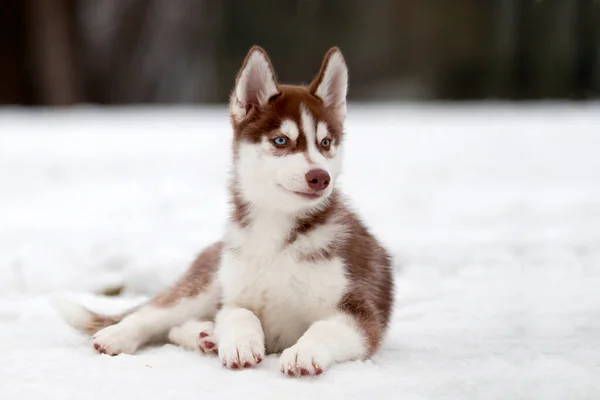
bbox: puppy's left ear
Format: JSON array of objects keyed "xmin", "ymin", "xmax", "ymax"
[
  {"xmin": 309, "ymin": 47, "xmax": 348, "ymax": 121},
  {"xmin": 230, "ymin": 46, "xmax": 279, "ymax": 123}
]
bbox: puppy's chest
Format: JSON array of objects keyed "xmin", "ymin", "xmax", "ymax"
[{"xmin": 218, "ymin": 239, "xmax": 348, "ymax": 324}]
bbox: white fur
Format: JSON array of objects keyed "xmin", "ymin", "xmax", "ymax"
[
  {"xmin": 92, "ymin": 286, "xmax": 219, "ymax": 355},
  {"xmin": 168, "ymin": 320, "xmax": 216, "ymax": 352},
  {"xmin": 52, "ymin": 296, "xmax": 94, "ymax": 332},
  {"xmin": 300, "ymin": 104, "xmax": 321, "ymax": 165},
  {"xmin": 215, "ymin": 306, "xmax": 265, "ymax": 367},
  {"xmin": 280, "ymin": 119, "xmax": 299, "ymax": 141},
  {"xmin": 230, "ymin": 49, "xmax": 279, "ymax": 122},
  {"xmin": 314, "ymin": 50, "xmax": 348, "ymax": 119},
  {"xmin": 316, "ymin": 121, "xmax": 329, "ymax": 142},
  {"xmin": 301, "ymin": 104, "xmax": 317, "ymax": 144},
  {"xmin": 285, "ymin": 216, "xmax": 349, "ymax": 260},
  {"xmin": 218, "ymin": 210, "xmax": 350, "ymax": 354},
  {"xmin": 279, "ymin": 313, "xmax": 367, "ymax": 376},
  {"xmin": 236, "ymin": 141, "xmax": 319, "ymax": 212}
]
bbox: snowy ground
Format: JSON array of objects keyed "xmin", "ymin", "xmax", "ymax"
[{"xmin": 1, "ymin": 103, "xmax": 599, "ymax": 400}]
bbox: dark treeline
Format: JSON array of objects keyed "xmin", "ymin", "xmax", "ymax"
[{"xmin": 1, "ymin": 0, "xmax": 599, "ymax": 106}]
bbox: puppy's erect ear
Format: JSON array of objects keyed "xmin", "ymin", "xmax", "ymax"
[
  {"xmin": 309, "ymin": 47, "xmax": 348, "ymax": 120},
  {"xmin": 230, "ymin": 46, "xmax": 279, "ymax": 122}
]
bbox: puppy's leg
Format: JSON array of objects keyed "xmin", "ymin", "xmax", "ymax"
[
  {"xmin": 279, "ymin": 311, "xmax": 373, "ymax": 377},
  {"xmin": 168, "ymin": 320, "xmax": 218, "ymax": 354},
  {"xmin": 56, "ymin": 242, "xmax": 223, "ymax": 356},
  {"xmin": 92, "ymin": 287, "xmax": 219, "ymax": 356},
  {"xmin": 214, "ymin": 306, "xmax": 265, "ymax": 369}
]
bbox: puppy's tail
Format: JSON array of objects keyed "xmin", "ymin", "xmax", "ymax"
[{"xmin": 52, "ymin": 297, "xmax": 128, "ymax": 335}]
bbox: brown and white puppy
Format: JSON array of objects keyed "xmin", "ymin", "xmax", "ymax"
[{"xmin": 56, "ymin": 46, "xmax": 395, "ymax": 377}]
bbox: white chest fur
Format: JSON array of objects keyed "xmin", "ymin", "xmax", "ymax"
[{"xmin": 217, "ymin": 216, "xmax": 348, "ymax": 353}]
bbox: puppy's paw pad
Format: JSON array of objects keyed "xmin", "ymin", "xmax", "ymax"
[{"xmin": 198, "ymin": 334, "xmax": 218, "ymax": 353}]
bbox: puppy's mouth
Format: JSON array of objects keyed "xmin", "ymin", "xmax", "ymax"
[
  {"xmin": 293, "ymin": 191, "xmax": 323, "ymax": 200},
  {"xmin": 279, "ymin": 185, "xmax": 325, "ymax": 200}
]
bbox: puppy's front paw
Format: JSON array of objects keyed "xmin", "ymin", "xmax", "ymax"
[
  {"xmin": 218, "ymin": 333, "xmax": 264, "ymax": 370},
  {"xmin": 279, "ymin": 341, "xmax": 331, "ymax": 377},
  {"xmin": 93, "ymin": 323, "xmax": 141, "ymax": 356}
]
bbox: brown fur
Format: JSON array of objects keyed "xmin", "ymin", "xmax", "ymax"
[
  {"xmin": 338, "ymin": 215, "xmax": 394, "ymax": 355},
  {"xmin": 152, "ymin": 241, "xmax": 222, "ymax": 306},
  {"xmin": 229, "ymin": 181, "xmax": 252, "ymax": 228},
  {"xmin": 286, "ymin": 191, "xmax": 394, "ymax": 354},
  {"xmin": 83, "ymin": 314, "xmax": 126, "ymax": 335}
]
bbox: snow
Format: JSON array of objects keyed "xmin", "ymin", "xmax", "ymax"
[{"xmin": 1, "ymin": 103, "xmax": 599, "ymax": 400}]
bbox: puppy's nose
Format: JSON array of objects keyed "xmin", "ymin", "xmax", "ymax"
[{"xmin": 305, "ymin": 169, "xmax": 330, "ymax": 191}]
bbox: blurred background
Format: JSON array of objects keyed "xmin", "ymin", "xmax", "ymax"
[{"xmin": 1, "ymin": 0, "xmax": 600, "ymax": 107}]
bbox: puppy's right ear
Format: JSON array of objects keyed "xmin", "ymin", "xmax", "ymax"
[
  {"xmin": 230, "ymin": 46, "xmax": 279, "ymax": 122},
  {"xmin": 309, "ymin": 47, "xmax": 348, "ymax": 122}
]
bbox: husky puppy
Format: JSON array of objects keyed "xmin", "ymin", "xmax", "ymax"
[{"xmin": 57, "ymin": 46, "xmax": 394, "ymax": 377}]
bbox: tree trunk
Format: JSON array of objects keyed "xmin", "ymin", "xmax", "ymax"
[{"xmin": 26, "ymin": 0, "xmax": 81, "ymax": 105}]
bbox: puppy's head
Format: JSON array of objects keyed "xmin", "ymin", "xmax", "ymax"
[{"xmin": 229, "ymin": 46, "xmax": 348, "ymax": 213}]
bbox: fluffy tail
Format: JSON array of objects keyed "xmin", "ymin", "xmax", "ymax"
[{"xmin": 52, "ymin": 297, "xmax": 128, "ymax": 335}]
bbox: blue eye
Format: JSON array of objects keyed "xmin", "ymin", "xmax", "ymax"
[
  {"xmin": 273, "ymin": 137, "xmax": 288, "ymax": 146},
  {"xmin": 321, "ymin": 138, "xmax": 331, "ymax": 147}
]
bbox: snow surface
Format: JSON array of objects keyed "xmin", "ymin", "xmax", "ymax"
[{"xmin": 1, "ymin": 103, "xmax": 599, "ymax": 400}]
